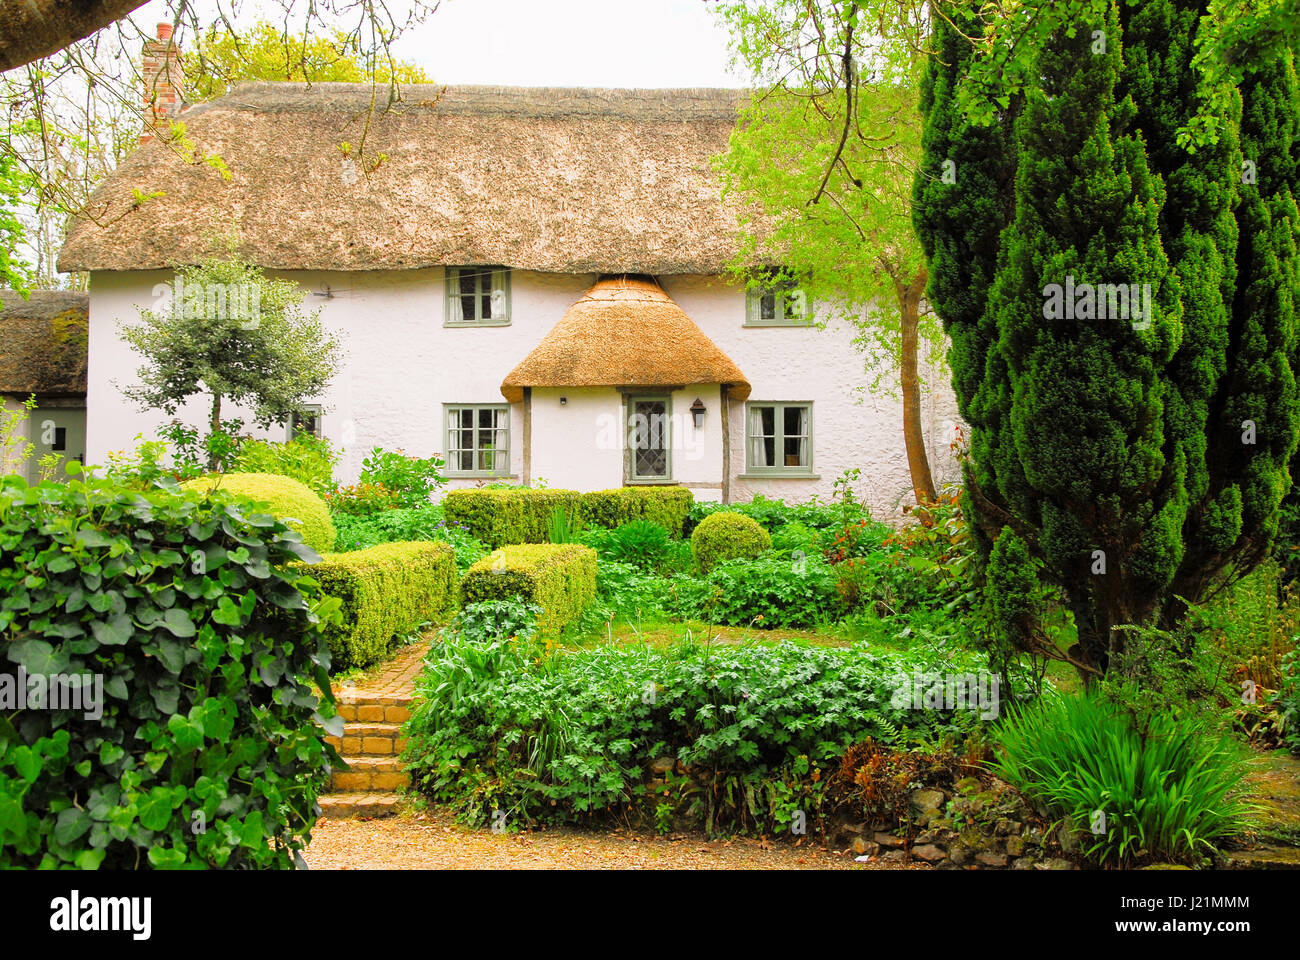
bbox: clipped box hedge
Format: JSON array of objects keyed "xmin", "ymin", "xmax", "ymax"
[
  {"xmin": 579, "ymin": 487, "xmax": 693, "ymax": 538},
  {"xmin": 460, "ymin": 544, "xmax": 597, "ymax": 635},
  {"xmin": 444, "ymin": 487, "xmax": 693, "ymax": 547},
  {"xmin": 311, "ymin": 541, "xmax": 457, "ymax": 669},
  {"xmin": 182, "ymin": 472, "xmax": 337, "ymax": 555}
]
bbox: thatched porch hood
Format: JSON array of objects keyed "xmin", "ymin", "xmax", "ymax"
[{"xmin": 501, "ymin": 275, "xmax": 751, "ymax": 403}]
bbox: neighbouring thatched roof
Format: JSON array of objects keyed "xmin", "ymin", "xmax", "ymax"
[
  {"xmin": 0, "ymin": 290, "xmax": 89, "ymax": 396},
  {"xmin": 501, "ymin": 276, "xmax": 751, "ymax": 403},
  {"xmin": 59, "ymin": 83, "xmax": 759, "ymax": 275}
]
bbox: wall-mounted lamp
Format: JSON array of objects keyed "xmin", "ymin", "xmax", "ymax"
[
  {"xmin": 312, "ymin": 284, "xmax": 335, "ymax": 299},
  {"xmin": 560, "ymin": 396, "xmax": 567, "ymax": 406},
  {"xmin": 690, "ymin": 398, "xmax": 706, "ymax": 429}
]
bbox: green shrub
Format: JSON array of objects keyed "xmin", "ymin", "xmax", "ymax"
[
  {"xmin": 992, "ymin": 690, "xmax": 1251, "ymax": 866},
  {"xmin": 690, "ymin": 511, "xmax": 771, "ymax": 573},
  {"xmin": 578, "ymin": 487, "xmax": 692, "ymax": 537},
  {"xmin": 460, "ymin": 544, "xmax": 597, "ymax": 635},
  {"xmin": 1275, "ymin": 651, "xmax": 1300, "ymax": 756},
  {"xmin": 325, "ymin": 482, "xmax": 404, "ymax": 515},
  {"xmin": 448, "ymin": 598, "xmax": 544, "ymax": 645},
  {"xmin": 358, "ymin": 447, "xmax": 446, "ymax": 508},
  {"xmin": 444, "ymin": 487, "xmax": 694, "ymax": 548},
  {"xmin": 233, "ymin": 433, "xmax": 338, "ymax": 497},
  {"xmin": 331, "ymin": 505, "xmax": 487, "ymax": 571},
  {"xmin": 604, "ymin": 519, "xmax": 672, "ymax": 571},
  {"xmin": 686, "ymin": 494, "xmax": 852, "ymax": 536},
  {"xmin": 0, "ymin": 473, "xmax": 341, "ymax": 869},
  {"xmin": 443, "ymin": 489, "xmax": 582, "ymax": 548},
  {"xmin": 675, "ymin": 554, "xmax": 839, "ymax": 628},
  {"xmin": 182, "ymin": 472, "xmax": 336, "ymax": 555},
  {"xmin": 310, "ymin": 541, "xmax": 457, "ymax": 669},
  {"xmin": 404, "ymin": 637, "xmax": 988, "ymax": 831}
]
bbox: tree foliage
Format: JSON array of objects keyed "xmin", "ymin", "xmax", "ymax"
[
  {"xmin": 185, "ymin": 21, "xmax": 433, "ymax": 103},
  {"xmin": 716, "ymin": 0, "xmax": 942, "ymax": 504},
  {"xmin": 118, "ymin": 256, "xmax": 343, "ymax": 468},
  {"xmin": 916, "ymin": 0, "xmax": 1300, "ymax": 676}
]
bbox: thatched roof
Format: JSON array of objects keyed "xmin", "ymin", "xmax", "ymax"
[
  {"xmin": 501, "ymin": 276, "xmax": 750, "ymax": 403},
  {"xmin": 59, "ymin": 83, "xmax": 758, "ymax": 275},
  {"xmin": 0, "ymin": 290, "xmax": 89, "ymax": 396}
]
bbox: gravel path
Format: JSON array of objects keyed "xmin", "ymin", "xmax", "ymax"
[{"xmin": 305, "ymin": 806, "xmax": 927, "ymax": 870}]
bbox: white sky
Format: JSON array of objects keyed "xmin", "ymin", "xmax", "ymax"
[
  {"xmin": 396, "ymin": 0, "xmax": 744, "ymax": 88},
  {"xmin": 129, "ymin": 0, "xmax": 747, "ymax": 88}
]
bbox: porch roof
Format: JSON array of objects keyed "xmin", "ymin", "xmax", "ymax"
[{"xmin": 500, "ymin": 276, "xmax": 751, "ymax": 404}]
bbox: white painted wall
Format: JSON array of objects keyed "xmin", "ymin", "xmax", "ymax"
[{"xmin": 85, "ymin": 268, "xmax": 961, "ymax": 519}]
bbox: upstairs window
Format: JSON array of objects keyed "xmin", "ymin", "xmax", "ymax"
[
  {"xmin": 745, "ymin": 270, "xmax": 810, "ymax": 326},
  {"xmin": 446, "ymin": 266, "xmax": 511, "ymax": 325}
]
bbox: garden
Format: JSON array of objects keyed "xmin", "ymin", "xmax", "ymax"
[{"xmin": 4, "ymin": 405, "xmax": 1297, "ymax": 871}]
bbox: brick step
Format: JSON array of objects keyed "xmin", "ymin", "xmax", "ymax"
[
  {"xmin": 336, "ymin": 700, "xmax": 412, "ymax": 724},
  {"xmin": 331, "ymin": 755, "xmax": 409, "ymax": 792},
  {"xmin": 325, "ymin": 722, "xmax": 409, "ymax": 757},
  {"xmin": 318, "ymin": 792, "xmax": 403, "ymax": 820}
]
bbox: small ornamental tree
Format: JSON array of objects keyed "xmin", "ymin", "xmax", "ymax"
[
  {"xmin": 119, "ymin": 255, "xmax": 343, "ymax": 470},
  {"xmin": 915, "ymin": 0, "xmax": 1300, "ymax": 677}
]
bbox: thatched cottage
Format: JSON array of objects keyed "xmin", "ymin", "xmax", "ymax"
[
  {"xmin": 59, "ymin": 57, "xmax": 960, "ymax": 510},
  {"xmin": 0, "ymin": 291, "xmax": 89, "ymax": 481}
]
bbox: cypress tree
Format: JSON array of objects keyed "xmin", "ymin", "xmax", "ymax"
[{"xmin": 916, "ymin": 0, "xmax": 1300, "ymax": 676}]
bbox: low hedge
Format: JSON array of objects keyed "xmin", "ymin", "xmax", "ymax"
[
  {"xmin": 310, "ymin": 541, "xmax": 457, "ymax": 669},
  {"xmin": 460, "ymin": 544, "xmax": 597, "ymax": 635},
  {"xmin": 182, "ymin": 472, "xmax": 336, "ymax": 555},
  {"xmin": 579, "ymin": 488, "xmax": 693, "ymax": 537},
  {"xmin": 691, "ymin": 511, "xmax": 772, "ymax": 573},
  {"xmin": 0, "ymin": 474, "xmax": 340, "ymax": 869},
  {"xmin": 444, "ymin": 487, "xmax": 693, "ymax": 547}
]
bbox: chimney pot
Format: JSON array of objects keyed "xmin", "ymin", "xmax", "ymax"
[{"xmin": 157, "ymin": 23, "xmax": 173, "ymax": 41}]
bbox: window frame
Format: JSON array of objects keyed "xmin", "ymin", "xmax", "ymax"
[
  {"xmin": 444, "ymin": 266, "xmax": 512, "ymax": 327},
  {"xmin": 741, "ymin": 400, "xmax": 816, "ymax": 477},
  {"xmin": 744, "ymin": 272, "xmax": 811, "ymax": 327},
  {"xmin": 624, "ymin": 393, "xmax": 674, "ymax": 485},
  {"xmin": 444, "ymin": 403, "xmax": 511, "ymax": 477},
  {"xmin": 287, "ymin": 404, "xmax": 323, "ymax": 441}
]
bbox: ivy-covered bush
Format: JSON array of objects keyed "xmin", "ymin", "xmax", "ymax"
[
  {"xmin": 183, "ymin": 472, "xmax": 336, "ymax": 555},
  {"xmin": 309, "ymin": 542, "xmax": 457, "ymax": 669},
  {"xmin": 460, "ymin": 544, "xmax": 597, "ymax": 635},
  {"xmin": 690, "ymin": 511, "xmax": 772, "ymax": 573},
  {"xmin": 404, "ymin": 637, "xmax": 988, "ymax": 831},
  {"xmin": 0, "ymin": 474, "xmax": 342, "ymax": 869},
  {"xmin": 444, "ymin": 487, "xmax": 694, "ymax": 548},
  {"xmin": 331, "ymin": 505, "xmax": 487, "ymax": 571}
]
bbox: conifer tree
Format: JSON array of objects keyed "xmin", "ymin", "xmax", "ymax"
[{"xmin": 916, "ymin": 0, "xmax": 1300, "ymax": 676}]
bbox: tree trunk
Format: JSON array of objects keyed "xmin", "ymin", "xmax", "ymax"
[
  {"xmin": 897, "ymin": 270, "xmax": 937, "ymax": 505},
  {"xmin": 0, "ymin": 0, "xmax": 149, "ymax": 71},
  {"xmin": 208, "ymin": 394, "xmax": 222, "ymax": 472}
]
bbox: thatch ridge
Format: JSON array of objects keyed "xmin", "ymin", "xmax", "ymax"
[
  {"xmin": 59, "ymin": 84, "xmax": 761, "ymax": 274},
  {"xmin": 0, "ymin": 290, "xmax": 89, "ymax": 395},
  {"xmin": 501, "ymin": 275, "xmax": 751, "ymax": 403}
]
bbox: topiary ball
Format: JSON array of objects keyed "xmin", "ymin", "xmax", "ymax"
[
  {"xmin": 182, "ymin": 472, "xmax": 336, "ymax": 555},
  {"xmin": 690, "ymin": 511, "xmax": 772, "ymax": 574}
]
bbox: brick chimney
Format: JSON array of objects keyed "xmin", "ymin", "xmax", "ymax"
[{"xmin": 140, "ymin": 23, "xmax": 184, "ymax": 144}]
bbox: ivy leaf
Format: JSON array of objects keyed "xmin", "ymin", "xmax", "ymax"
[
  {"xmin": 161, "ymin": 608, "xmax": 197, "ymax": 638},
  {"xmin": 92, "ymin": 614, "xmax": 133, "ymax": 646},
  {"xmin": 54, "ymin": 807, "xmax": 91, "ymax": 845}
]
